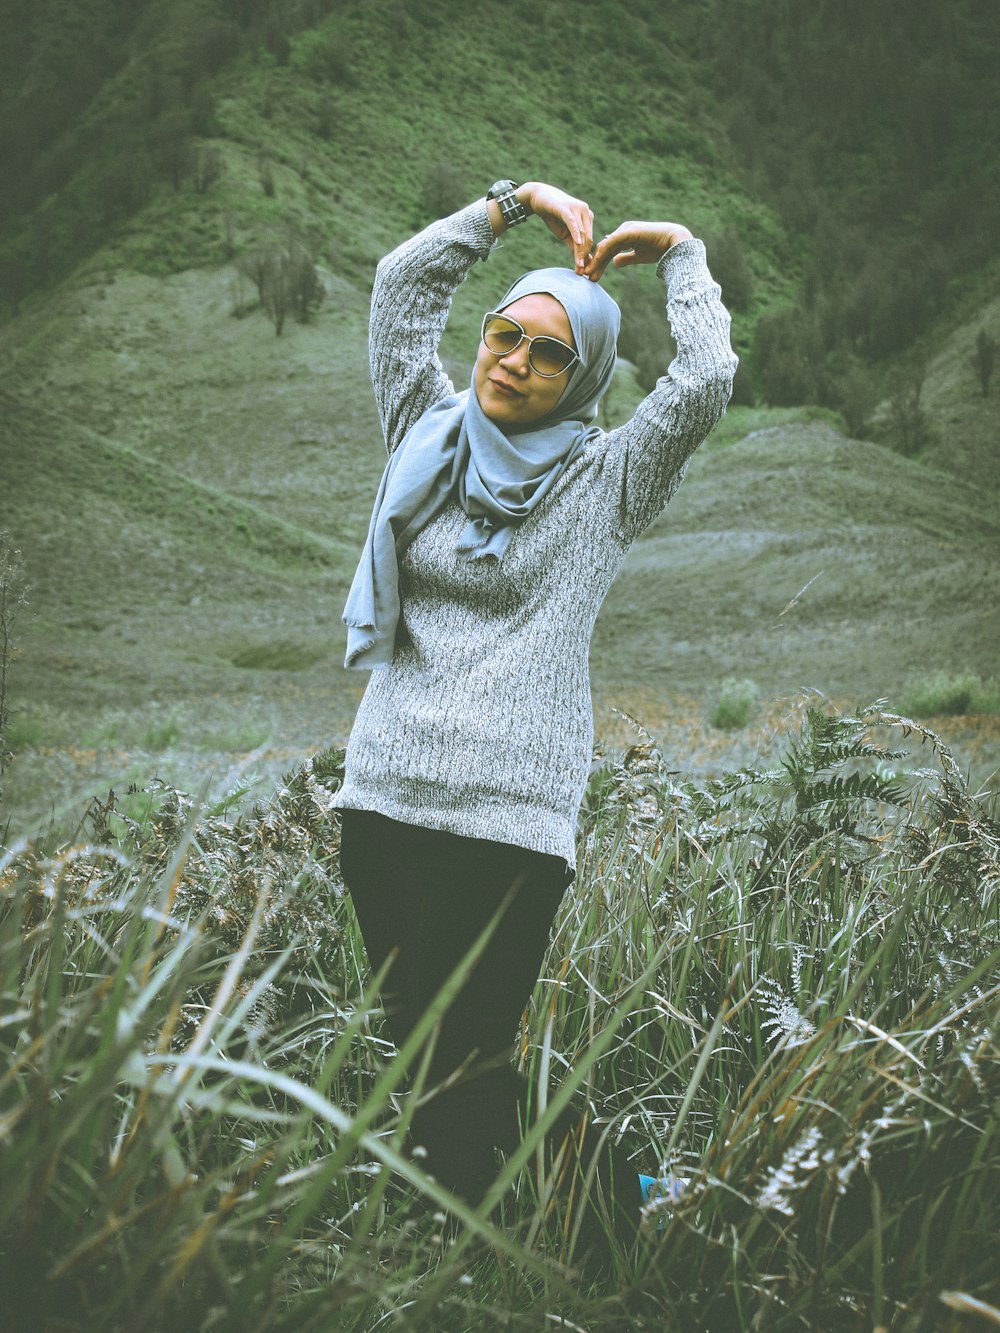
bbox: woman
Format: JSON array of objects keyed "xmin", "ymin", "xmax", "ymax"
[{"xmin": 334, "ymin": 180, "xmax": 737, "ymax": 1243}]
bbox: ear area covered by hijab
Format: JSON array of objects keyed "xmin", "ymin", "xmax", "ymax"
[{"xmin": 343, "ymin": 268, "xmax": 621, "ymax": 670}]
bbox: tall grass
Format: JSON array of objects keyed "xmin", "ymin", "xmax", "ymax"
[{"xmin": 1, "ymin": 700, "xmax": 997, "ymax": 1330}]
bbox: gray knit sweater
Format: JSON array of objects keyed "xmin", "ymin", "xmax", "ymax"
[{"xmin": 334, "ymin": 200, "xmax": 737, "ymax": 867}]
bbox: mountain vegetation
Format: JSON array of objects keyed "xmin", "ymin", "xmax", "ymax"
[{"xmin": 3, "ymin": 0, "xmax": 998, "ymax": 416}]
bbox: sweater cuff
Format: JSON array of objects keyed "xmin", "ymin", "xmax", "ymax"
[
  {"xmin": 461, "ymin": 198, "xmax": 501, "ymax": 261},
  {"xmin": 656, "ymin": 237, "xmax": 710, "ymax": 300}
]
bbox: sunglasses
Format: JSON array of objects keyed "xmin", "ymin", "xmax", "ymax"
[{"xmin": 480, "ymin": 312, "xmax": 580, "ymax": 378}]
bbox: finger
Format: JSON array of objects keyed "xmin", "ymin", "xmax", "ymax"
[
  {"xmin": 583, "ymin": 234, "xmax": 620, "ymax": 281},
  {"xmin": 579, "ymin": 207, "xmax": 594, "ymax": 271},
  {"xmin": 582, "ymin": 250, "xmax": 607, "ymax": 281},
  {"xmin": 612, "ymin": 248, "xmax": 639, "ymax": 268},
  {"xmin": 571, "ymin": 225, "xmax": 585, "ymax": 271},
  {"xmin": 571, "ymin": 208, "xmax": 591, "ymax": 272},
  {"xmin": 584, "ymin": 252, "xmax": 613, "ymax": 282}
]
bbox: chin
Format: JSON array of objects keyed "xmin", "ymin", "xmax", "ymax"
[
  {"xmin": 479, "ymin": 386, "xmax": 523, "ymax": 424},
  {"xmin": 487, "ymin": 402, "xmax": 525, "ymax": 425}
]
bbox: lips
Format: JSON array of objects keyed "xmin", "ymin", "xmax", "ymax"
[{"xmin": 488, "ymin": 377, "xmax": 525, "ymax": 399}]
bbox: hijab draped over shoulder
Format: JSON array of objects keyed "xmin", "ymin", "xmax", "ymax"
[{"xmin": 343, "ymin": 267, "xmax": 621, "ymax": 669}]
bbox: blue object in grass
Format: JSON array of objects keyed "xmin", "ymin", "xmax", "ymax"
[{"xmin": 639, "ymin": 1173, "xmax": 686, "ymax": 1230}]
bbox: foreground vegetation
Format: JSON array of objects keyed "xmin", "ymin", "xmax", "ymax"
[{"xmin": 1, "ymin": 700, "xmax": 997, "ymax": 1330}]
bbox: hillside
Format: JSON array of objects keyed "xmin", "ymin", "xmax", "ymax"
[
  {"xmin": 2, "ymin": 0, "xmax": 999, "ymax": 832},
  {"xmin": 3, "ymin": 334, "xmax": 998, "ymax": 833},
  {"xmin": 602, "ymin": 421, "xmax": 1000, "ymax": 695}
]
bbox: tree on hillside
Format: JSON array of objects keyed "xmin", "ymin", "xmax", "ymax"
[
  {"xmin": 974, "ymin": 329, "xmax": 995, "ymax": 397},
  {"xmin": 258, "ymin": 153, "xmax": 276, "ymax": 197},
  {"xmin": 422, "ymin": 161, "xmax": 467, "ymax": 222},
  {"xmin": 282, "ymin": 238, "xmax": 325, "ymax": 326},
  {"xmin": 95, "ymin": 142, "xmax": 153, "ymax": 224},
  {"xmin": 823, "ymin": 349, "xmax": 877, "ymax": 438},
  {"xmin": 886, "ymin": 368, "xmax": 930, "ymax": 457},
  {"xmin": 237, "ymin": 236, "xmax": 324, "ymax": 335},
  {"xmin": 264, "ymin": 18, "xmax": 291, "ymax": 64},
  {"xmin": 704, "ymin": 0, "xmax": 1000, "ymax": 402},
  {"xmin": 316, "ymin": 90, "xmax": 335, "ymax": 140},
  {"xmin": 616, "ymin": 279, "xmax": 677, "ymax": 394},
  {"xmin": 751, "ymin": 306, "xmax": 823, "ymax": 406},
  {"xmin": 193, "ymin": 147, "xmax": 225, "ymax": 194},
  {"xmin": 706, "ymin": 227, "xmax": 754, "ymax": 313},
  {"xmin": 149, "ymin": 111, "xmax": 196, "ymax": 191}
]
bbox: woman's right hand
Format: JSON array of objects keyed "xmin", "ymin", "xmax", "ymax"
[{"xmin": 514, "ymin": 182, "xmax": 596, "ymax": 274}]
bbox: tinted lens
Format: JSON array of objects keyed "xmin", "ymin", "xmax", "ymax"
[
  {"xmin": 529, "ymin": 336, "xmax": 577, "ymax": 377},
  {"xmin": 481, "ymin": 312, "xmax": 577, "ymax": 377},
  {"xmin": 483, "ymin": 313, "xmax": 523, "ymax": 355}
]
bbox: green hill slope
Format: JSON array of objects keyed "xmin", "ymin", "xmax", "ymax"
[
  {"xmin": 0, "ymin": 386, "xmax": 350, "ymax": 715},
  {"xmin": 596, "ymin": 421, "xmax": 1000, "ymax": 697}
]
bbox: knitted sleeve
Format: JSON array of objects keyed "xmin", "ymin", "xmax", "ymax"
[
  {"xmin": 368, "ymin": 202, "xmax": 497, "ymax": 455},
  {"xmin": 594, "ymin": 239, "xmax": 738, "ymax": 544}
]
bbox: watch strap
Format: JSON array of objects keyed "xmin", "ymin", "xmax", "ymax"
[{"xmin": 487, "ymin": 179, "xmax": 529, "ymax": 228}]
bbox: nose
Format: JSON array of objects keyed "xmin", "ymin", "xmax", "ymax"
[{"xmin": 498, "ymin": 338, "xmax": 531, "ymax": 377}]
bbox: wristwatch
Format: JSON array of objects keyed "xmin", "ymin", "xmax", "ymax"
[{"xmin": 487, "ymin": 179, "xmax": 529, "ymax": 228}]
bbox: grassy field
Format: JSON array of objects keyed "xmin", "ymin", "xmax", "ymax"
[{"xmin": 1, "ymin": 701, "xmax": 997, "ymax": 1331}]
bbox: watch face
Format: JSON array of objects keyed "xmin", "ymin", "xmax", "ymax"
[{"xmin": 489, "ymin": 179, "xmax": 517, "ymax": 198}]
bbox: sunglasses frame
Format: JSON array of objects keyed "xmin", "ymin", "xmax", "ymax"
[{"xmin": 480, "ymin": 311, "xmax": 580, "ymax": 378}]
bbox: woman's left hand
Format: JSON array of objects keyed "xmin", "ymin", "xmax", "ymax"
[{"xmin": 583, "ymin": 220, "xmax": 694, "ymax": 282}]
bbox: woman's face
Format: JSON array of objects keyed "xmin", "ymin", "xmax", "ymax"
[{"xmin": 474, "ymin": 293, "xmax": 577, "ymax": 427}]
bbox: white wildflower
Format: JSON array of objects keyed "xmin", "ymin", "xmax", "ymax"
[{"xmin": 756, "ymin": 1127, "xmax": 834, "ymax": 1215}]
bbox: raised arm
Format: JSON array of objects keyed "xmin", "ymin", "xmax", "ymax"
[
  {"xmin": 585, "ymin": 221, "xmax": 738, "ymax": 542},
  {"xmin": 368, "ymin": 203, "xmax": 495, "ymax": 454}
]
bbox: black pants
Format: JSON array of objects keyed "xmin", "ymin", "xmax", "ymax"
[{"xmin": 339, "ymin": 809, "xmax": 640, "ymax": 1246}]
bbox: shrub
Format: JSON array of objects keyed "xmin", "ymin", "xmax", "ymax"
[
  {"xmin": 705, "ymin": 226, "xmax": 754, "ymax": 313},
  {"xmin": 974, "ymin": 328, "xmax": 995, "ymax": 397},
  {"xmin": 0, "ymin": 532, "xmax": 28, "ymax": 796},
  {"xmin": 142, "ymin": 711, "xmax": 184, "ymax": 749},
  {"xmin": 617, "ymin": 275, "xmax": 676, "ymax": 394},
  {"xmin": 708, "ymin": 676, "xmax": 758, "ymax": 729},
  {"xmin": 900, "ymin": 670, "xmax": 999, "ymax": 718}
]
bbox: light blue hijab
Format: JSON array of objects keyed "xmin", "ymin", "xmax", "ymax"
[{"xmin": 344, "ymin": 268, "xmax": 621, "ymax": 669}]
